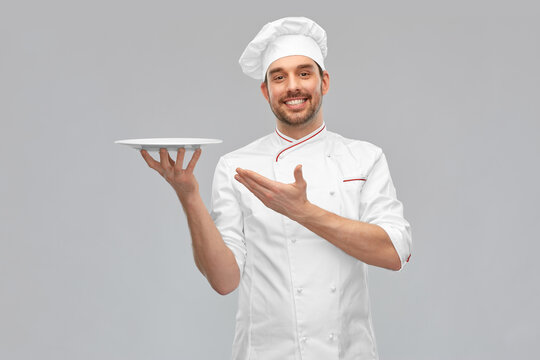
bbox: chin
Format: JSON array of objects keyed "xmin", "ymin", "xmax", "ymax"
[{"xmin": 279, "ymin": 116, "xmax": 315, "ymax": 127}]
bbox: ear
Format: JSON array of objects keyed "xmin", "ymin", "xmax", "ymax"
[
  {"xmin": 321, "ymin": 70, "xmax": 330, "ymax": 95},
  {"xmin": 260, "ymin": 81, "xmax": 270, "ymax": 102}
]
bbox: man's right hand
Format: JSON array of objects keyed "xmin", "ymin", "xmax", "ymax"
[{"xmin": 140, "ymin": 147, "xmax": 202, "ymax": 201}]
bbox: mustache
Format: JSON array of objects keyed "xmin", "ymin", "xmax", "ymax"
[{"xmin": 280, "ymin": 92, "xmax": 311, "ymax": 101}]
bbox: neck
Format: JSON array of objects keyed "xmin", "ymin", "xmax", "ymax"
[{"xmin": 276, "ymin": 115, "xmax": 324, "ymax": 140}]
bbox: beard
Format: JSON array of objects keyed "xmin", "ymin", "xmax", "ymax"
[{"xmin": 268, "ymin": 87, "xmax": 323, "ymax": 128}]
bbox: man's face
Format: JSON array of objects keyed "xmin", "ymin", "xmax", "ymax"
[{"xmin": 261, "ymin": 55, "xmax": 329, "ymax": 128}]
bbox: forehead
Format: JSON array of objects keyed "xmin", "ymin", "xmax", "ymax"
[{"xmin": 266, "ymin": 55, "xmax": 318, "ymax": 74}]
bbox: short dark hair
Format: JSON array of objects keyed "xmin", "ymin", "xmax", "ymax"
[{"xmin": 263, "ymin": 62, "xmax": 325, "ymax": 85}]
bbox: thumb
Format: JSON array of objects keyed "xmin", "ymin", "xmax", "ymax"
[{"xmin": 293, "ymin": 164, "xmax": 305, "ymax": 185}]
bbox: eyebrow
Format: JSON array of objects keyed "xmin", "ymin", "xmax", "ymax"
[{"xmin": 268, "ymin": 64, "xmax": 316, "ymax": 76}]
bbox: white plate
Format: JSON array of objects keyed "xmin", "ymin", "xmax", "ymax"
[{"xmin": 114, "ymin": 138, "xmax": 223, "ymax": 151}]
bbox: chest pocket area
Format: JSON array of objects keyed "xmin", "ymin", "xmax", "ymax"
[{"xmin": 339, "ymin": 175, "xmax": 367, "ymax": 219}]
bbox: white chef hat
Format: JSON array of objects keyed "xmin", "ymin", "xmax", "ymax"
[{"xmin": 239, "ymin": 17, "xmax": 327, "ymax": 80}]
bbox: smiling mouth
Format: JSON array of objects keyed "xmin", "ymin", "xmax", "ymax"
[{"xmin": 285, "ymin": 98, "xmax": 307, "ymax": 105}]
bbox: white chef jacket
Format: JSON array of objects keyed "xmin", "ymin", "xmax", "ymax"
[{"xmin": 210, "ymin": 122, "xmax": 412, "ymax": 360}]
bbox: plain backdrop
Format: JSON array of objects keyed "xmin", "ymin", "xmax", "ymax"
[{"xmin": 1, "ymin": 1, "xmax": 539, "ymax": 359}]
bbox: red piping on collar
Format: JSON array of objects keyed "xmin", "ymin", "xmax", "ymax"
[
  {"xmin": 343, "ymin": 178, "xmax": 366, "ymax": 182},
  {"xmin": 275, "ymin": 125, "xmax": 326, "ymax": 162},
  {"xmin": 275, "ymin": 129, "xmax": 293, "ymax": 143}
]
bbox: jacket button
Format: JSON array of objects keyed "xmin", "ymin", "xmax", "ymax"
[
  {"xmin": 329, "ymin": 332, "xmax": 335, "ymax": 340},
  {"xmin": 329, "ymin": 190, "xmax": 335, "ymax": 196},
  {"xmin": 300, "ymin": 336, "xmax": 307, "ymax": 343},
  {"xmin": 330, "ymin": 285, "xmax": 336, "ymax": 292},
  {"xmin": 297, "ymin": 287, "xmax": 303, "ymax": 294}
]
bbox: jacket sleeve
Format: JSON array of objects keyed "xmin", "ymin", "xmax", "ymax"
[
  {"xmin": 359, "ymin": 150, "xmax": 412, "ymax": 271},
  {"xmin": 210, "ymin": 156, "xmax": 247, "ymax": 277}
]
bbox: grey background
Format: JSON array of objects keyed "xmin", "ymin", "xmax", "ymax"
[{"xmin": 1, "ymin": 0, "xmax": 539, "ymax": 359}]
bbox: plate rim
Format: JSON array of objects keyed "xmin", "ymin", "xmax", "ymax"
[{"xmin": 114, "ymin": 137, "xmax": 223, "ymax": 146}]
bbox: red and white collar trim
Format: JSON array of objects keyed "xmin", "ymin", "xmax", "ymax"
[
  {"xmin": 275, "ymin": 128, "xmax": 294, "ymax": 143},
  {"xmin": 275, "ymin": 123, "xmax": 327, "ymax": 162}
]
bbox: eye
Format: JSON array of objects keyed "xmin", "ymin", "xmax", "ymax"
[
  {"xmin": 273, "ymin": 75, "xmax": 284, "ymax": 81},
  {"xmin": 300, "ymin": 72, "xmax": 310, "ymax": 77}
]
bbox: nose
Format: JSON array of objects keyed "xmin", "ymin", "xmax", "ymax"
[{"xmin": 286, "ymin": 75, "xmax": 301, "ymax": 92}]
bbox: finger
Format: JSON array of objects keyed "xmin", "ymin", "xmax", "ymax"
[
  {"xmin": 175, "ymin": 147, "xmax": 186, "ymax": 171},
  {"xmin": 293, "ymin": 164, "xmax": 306, "ymax": 185},
  {"xmin": 159, "ymin": 148, "xmax": 172, "ymax": 170},
  {"xmin": 236, "ymin": 172, "xmax": 273, "ymax": 199},
  {"xmin": 167, "ymin": 152, "xmax": 175, "ymax": 167},
  {"xmin": 140, "ymin": 149, "xmax": 163, "ymax": 173},
  {"xmin": 236, "ymin": 168, "xmax": 276, "ymax": 191},
  {"xmin": 186, "ymin": 148, "xmax": 202, "ymax": 172},
  {"xmin": 235, "ymin": 174, "xmax": 268, "ymax": 202}
]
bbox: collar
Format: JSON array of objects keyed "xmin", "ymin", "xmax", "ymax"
[
  {"xmin": 274, "ymin": 127, "xmax": 295, "ymax": 145},
  {"xmin": 274, "ymin": 122, "xmax": 327, "ymax": 162}
]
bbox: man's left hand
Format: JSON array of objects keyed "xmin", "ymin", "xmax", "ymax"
[{"xmin": 234, "ymin": 165, "xmax": 311, "ymax": 221}]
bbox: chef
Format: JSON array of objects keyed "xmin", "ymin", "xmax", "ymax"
[{"xmin": 141, "ymin": 16, "xmax": 411, "ymax": 360}]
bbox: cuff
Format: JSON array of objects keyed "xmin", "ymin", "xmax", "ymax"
[{"xmin": 377, "ymin": 223, "xmax": 411, "ymax": 272}]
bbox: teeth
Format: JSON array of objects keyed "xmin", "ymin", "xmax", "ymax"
[{"xmin": 285, "ymin": 99, "xmax": 306, "ymax": 105}]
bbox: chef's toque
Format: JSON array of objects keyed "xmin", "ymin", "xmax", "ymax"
[{"xmin": 238, "ymin": 17, "xmax": 327, "ymax": 80}]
